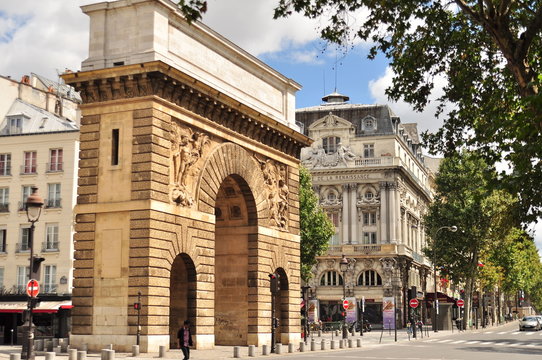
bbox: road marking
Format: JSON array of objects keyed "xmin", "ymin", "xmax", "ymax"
[
  {"xmin": 438, "ymin": 339, "xmax": 452, "ymax": 343},
  {"xmin": 450, "ymin": 340, "xmax": 466, "ymax": 344},
  {"xmin": 512, "ymin": 331, "xmax": 521, "ymax": 335},
  {"xmin": 497, "ymin": 331, "xmax": 508, "ymax": 334},
  {"xmin": 465, "ymin": 341, "xmax": 480, "ymax": 344},
  {"xmin": 526, "ymin": 344, "xmax": 536, "ymax": 347},
  {"xmin": 525, "ymin": 332, "xmax": 536, "ymax": 336},
  {"xmin": 485, "ymin": 331, "xmax": 494, "ymax": 334},
  {"xmin": 513, "ymin": 343, "xmax": 524, "ymax": 346},
  {"xmin": 495, "ymin": 342, "xmax": 508, "ymax": 346}
]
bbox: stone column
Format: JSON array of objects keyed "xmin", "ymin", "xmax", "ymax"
[
  {"xmin": 342, "ymin": 185, "xmax": 349, "ymax": 244},
  {"xmin": 388, "ymin": 182, "xmax": 397, "ymax": 244},
  {"xmin": 401, "ymin": 209, "xmax": 406, "ymax": 246},
  {"xmin": 379, "ymin": 182, "xmax": 388, "ymax": 243},
  {"xmin": 350, "ymin": 184, "xmax": 358, "ymax": 244}
]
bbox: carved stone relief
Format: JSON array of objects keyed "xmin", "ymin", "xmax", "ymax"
[
  {"xmin": 170, "ymin": 121, "xmax": 210, "ymax": 206},
  {"xmin": 254, "ymin": 155, "xmax": 289, "ymax": 230}
]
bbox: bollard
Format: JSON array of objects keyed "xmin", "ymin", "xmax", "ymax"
[
  {"xmin": 275, "ymin": 344, "xmax": 282, "ymax": 354},
  {"xmin": 233, "ymin": 346, "xmax": 240, "ymax": 358},
  {"xmin": 101, "ymin": 349, "xmax": 108, "ymax": 360},
  {"xmin": 335, "ymin": 330, "xmax": 339, "ymax": 337},
  {"xmin": 348, "ymin": 339, "xmax": 353, "ymax": 348},
  {"xmin": 248, "ymin": 345, "xmax": 255, "ymax": 357},
  {"xmin": 357, "ymin": 338, "xmax": 362, "ymax": 347},
  {"xmin": 53, "ymin": 338, "xmax": 60, "ymax": 347},
  {"xmin": 46, "ymin": 340, "xmax": 54, "ymax": 352},
  {"xmin": 55, "ymin": 346, "xmax": 62, "ymax": 355},
  {"xmin": 106, "ymin": 349, "xmax": 115, "ymax": 360},
  {"xmin": 341, "ymin": 339, "xmax": 345, "ymax": 348},
  {"xmin": 106, "ymin": 344, "xmax": 113, "ymax": 350},
  {"xmin": 61, "ymin": 342, "xmax": 69, "ymax": 353},
  {"xmin": 159, "ymin": 345, "xmax": 166, "ymax": 358},
  {"xmin": 10, "ymin": 354, "xmax": 21, "ymax": 360},
  {"xmin": 77, "ymin": 350, "xmax": 87, "ymax": 360},
  {"xmin": 288, "ymin": 343, "xmax": 294, "ymax": 353},
  {"xmin": 81, "ymin": 344, "xmax": 88, "ymax": 352},
  {"xmin": 68, "ymin": 349, "xmax": 77, "ymax": 360},
  {"xmin": 330, "ymin": 340, "xmax": 336, "ymax": 350},
  {"xmin": 132, "ymin": 345, "xmax": 139, "ymax": 357},
  {"xmin": 45, "ymin": 353, "xmax": 55, "ymax": 360},
  {"xmin": 299, "ymin": 342, "xmax": 305, "ymax": 352},
  {"xmin": 262, "ymin": 344, "xmax": 268, "ymax": 355},
  {"xmin": 35, "ymin": 339, "xmax": 44, "ymax": 352},
  {"xmin": 311, "ymin": 339, "xmax": 316, "ymax": 351},
  {"xmin": 321, "ymin": 339, "xmax": 326, "ymax": 350},
  {"xmin": 318, "ymin": 330, "xmax": 322, "ymax": 337}
]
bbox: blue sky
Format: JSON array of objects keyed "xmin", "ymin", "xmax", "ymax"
[{"xmin": 0, "ymin": 0, "xmax": 540, "ymax": 248}]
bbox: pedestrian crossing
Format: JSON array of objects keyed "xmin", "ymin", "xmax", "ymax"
[{"xmin": 421, "ymin": 330, "xmax": 542, "ymax": 348}]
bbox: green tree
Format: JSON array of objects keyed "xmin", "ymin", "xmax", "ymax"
[{"xmin": 299, "ymin": 166, "xmax": 335, "ymax": 282}]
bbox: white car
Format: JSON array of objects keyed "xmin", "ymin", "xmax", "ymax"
[{"xmin": 519, "ymin": 316, "xmax": 541, "ymax": 331}]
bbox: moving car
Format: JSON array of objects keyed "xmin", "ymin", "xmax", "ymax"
[{"xmin": 519, "ymin": 316, "xmax": 541, "ymax": 331}]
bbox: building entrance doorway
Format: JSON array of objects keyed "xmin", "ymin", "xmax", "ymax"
[{"xmin": 169, "ymin": 254, "xmax": 197, "ymax": 348}]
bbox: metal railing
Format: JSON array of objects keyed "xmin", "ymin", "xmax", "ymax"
[
  {"xmin": 0, "ymin": 243, "xmax": 6, "ymax": 253},
  {"xmin": 20, "ymin": 165, "xmax": 37, "ymax": 174},
  {"xmin": 43, "ymin": 284, "xmax": 58, "ymax": 294},
  {"xmin": 46, "ymin": 162, "xmax": 63, "ymax": 172},
  {"xmin": 42, "ymin": 242, "xmax": 59, "ymax": 252},
  {"xmin": 0, "ymin": 167, "xmax": 11, "ymax": 176},
  {"xmin": 353, "ymin": 244, "xmax": 382, "ymax": 254},
  {"xmin": 0, "ymin": 203, "xmax": 8, "ymax": 212},
  {"xmin": 15, "ymin": 243, "xmax": 30, "ymax": 252},
  {"xmin": 45, "ymin": 198, "xmax": 62, "ymax": 208}
]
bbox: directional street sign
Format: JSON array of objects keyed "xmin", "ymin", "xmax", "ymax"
[
  {"xmin": 409, "ymin": 299, "xmax": 419, "ymax": 308},
  {"xmin": 457, "ymin": 299, "xmax": 465, "ymax": 307},
  {"xmin": 27, "ymin": 279, "xmax": 39, "ymax": 298}
]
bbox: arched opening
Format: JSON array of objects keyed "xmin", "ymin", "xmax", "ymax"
[
  {"xmin": 214, "ymin": 174, "xmax": 257, "ymax": 345},
  {"xmin": 169, "ymin": 253, "xmax": 197, "ymax": 348},
  {"xmin": 274, "ymin": 268, "xmax": 289, "ymax": 344}
]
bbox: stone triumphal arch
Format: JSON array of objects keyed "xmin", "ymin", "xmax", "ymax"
[{"xmin": 63, "ymin": 0, "xmax": 309, "ymax": 352}]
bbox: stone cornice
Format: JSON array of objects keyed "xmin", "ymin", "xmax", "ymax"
[{"xmin": 62, "ymin": 61, "xmax": 311, "ymax": 158}]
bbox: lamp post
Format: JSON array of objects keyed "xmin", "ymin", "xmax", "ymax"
[
  {"xmin": 301, "ymin": 285, "xmax": 311, "ymax": 344},
  {"xmin": 23, "ymin": 186, "xmax": 44, "ymax": 360},
  {"xmin": 432, "ymin": 225, "xmax": 457, "ymax": 332},
  {"xmin": 340, "ymin": 254, "xmax": 349, "ymax": 339}
]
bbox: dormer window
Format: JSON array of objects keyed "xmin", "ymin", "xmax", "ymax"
[
  {"xmin": 322, "ymin": 136, "xmax": 340, "ymax": 154},
  {"xmin": 361, "ymin": 116, "xmax": 377, "ymax": 132},
  {"xmin": 9, "ymin": 117, "xmax": 22, "ymax": 134}
]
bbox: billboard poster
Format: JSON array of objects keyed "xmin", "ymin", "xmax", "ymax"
[
  {"xmin": 308, "ymin": 299, "xmax": 318, "ymax": 323},
  {"xmin": 345, "ymin": 297, "xmax": 357, "ymax": 323},
  {"xmin": 382, "ymin": 296, "xmax": 396, "ymax": 329}
]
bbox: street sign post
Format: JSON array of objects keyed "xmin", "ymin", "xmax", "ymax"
[
  {"xmin": 457, "ymin": 299, "xmax": 465, "ymax": 307},
  {"xmin": 409, "ymin": 299, "xmax": 419, "ymax": 308},
  {"xmin": 343, "ymin": 299, "xmax": 349, "ymax": 310},
  {"xmin": 26, "ymin": 280, "xmax": 39, "ymax": 298}
]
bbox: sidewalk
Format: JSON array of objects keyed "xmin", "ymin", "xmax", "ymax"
[{"xmin": 0, "ymin": 323, "xmax": 510, "ymax": 360}]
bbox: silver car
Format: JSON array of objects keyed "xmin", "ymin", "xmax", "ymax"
[{"xmin": 519, "ymin": 316, "xmax": 541, "ymax": 331}]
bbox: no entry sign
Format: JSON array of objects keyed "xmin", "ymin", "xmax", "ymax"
[
  {"xmin": 27, "ymin": 279, "xmax": 39, "ymax": 298},
  {"xmin": 457, "ymin": 299, "xmax": 465, "ymax": 307},
  {"xmin": 343, "ymin": 299, "xmax": 349, "ymax": 310},
  {"xmin": 409, "ymin": 299, "xmax": 419, "ymax": 308}
]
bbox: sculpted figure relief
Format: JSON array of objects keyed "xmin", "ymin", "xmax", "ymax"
[
  {"xmin": 255, "ymin": 155, "xmax": 289, "ymax": 229},
  {"xmin": 171, "ymin": 122, "xmax": 210, "ymax": 206}
]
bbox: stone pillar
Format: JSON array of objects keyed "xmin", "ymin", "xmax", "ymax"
[
  {"xmin": 401, "ymin": 209, "xmax": 407, "ymax": 246},
  {"xmin": 389, "ymin": 183, "xmax": 397, "ymax": 243},
  {"xmin": 379, "ymin": 182, "xmax": 388, "ymax": 242},
  {"xmin": 350, "ymin": 184, "xmax": 358, "ymax": 244},
  {"xmin": 342, "ymin": 185, "xmax": 349, "ymax": 244}
]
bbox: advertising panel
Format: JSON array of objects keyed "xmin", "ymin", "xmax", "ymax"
[
  {"xmin": 308, "ymin": 299, "xmax": 318, "ymax": 323},
  {"xmin": 382, "ymin": 296, "xmax": 396, "ymax": 329},
  {"xmin": 345, "ymin": 297, "xmax": 357, "ymax": 323}
]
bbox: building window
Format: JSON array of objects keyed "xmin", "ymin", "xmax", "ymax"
[
  {"xmin": 364, "ymin": 191, "xmax": 374, "ymax": 200},
  {"xmin": 363, "ymin": 117, "xmax": 377, "ymax": 131},
  {"xmin": 9, "ymin": 117, "xmax": 22, "ymax": 134},
  {"xmin": 327, "ymin": 192, "xmax": 336, "ymax": 202},
  {"xmin": 363, "ymin": 212, "xmax": 377, "ymax": 226},
  {"xmin": 44, "ymin": 265, "xmax": 57, "ymax": 293},
  {"xmin": 22, "ymin": 151, "xmax": 37, "ymax": 174},
  {"xmin": 44, "ymin": 224, "xmax": 59, "ymax": 251},
  {"xmin": 363, "ymin": 144, "xmax": 374, "ymax": 158},
  {"xmin": 112, "ymin": 129, "xmax": 120, "ymax": 166},
  {"xmin": 327, "ymin": 212, "xmax": 339, "ymax": 227},
  {"xmin": 17, "ymin": 266, "xmax": 29, "ymax": 292},
  {"xmin": 47, "ymin": 183, "xmax": 61, "ymax": 208},
  {"xmin": 322, "ymin": 136, "xmax": 340, "ymax": 154},
  {"xmin": 0, "ymin": 228, "xmax": 6, "ymax": 252},
  {"xmin": 329, "ymin": 233, "xmax": 340, "ymax": 245},
  {"xmin": 320, "ymin": 271, "xmax": 344, "ymax": 286},
  {"xmin": 363, "ymin": 232, "xmax": 377, "ymax": 244},
  {"xmin": 0, "ymin": 188, "xmax": 8, "ymax": 212},
  {"xmin": 20, "ymin": 186, "xmax": 32, "ymax": 211},
  {"xmin": 48, "ymin": 149, "xmax": 63, "ymax": 172},
  {"xmin": 0, "ymin": 154, "xmax": 11, "ymax": 176},
  {"xmin": 358, "ymin": 270, "xmax": 382, "ymax": 286},
  {"xmin": 19, "ymin": 227, "xmax": 30, "ymax": 252}
]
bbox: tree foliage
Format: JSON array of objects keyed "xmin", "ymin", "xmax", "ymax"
[{"xmin": 299, "ymin": 166, "xmax": 335, "ymax": 282}]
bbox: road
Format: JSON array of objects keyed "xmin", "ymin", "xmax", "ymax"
[{"xmin": 269, "ymin": 322, "xmax": 542, "ymax": 359}]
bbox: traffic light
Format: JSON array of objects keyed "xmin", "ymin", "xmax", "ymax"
[
  {"xmin": 269, "ymin": 273, "xmax": 280, "ymax": 294},
  {"xmin": 409, "ymin": 286, "xmax": 417, "ymax": 300},
  {"xmin": 133, "ymin": 302, "xmax": 141, "ymax": 310},
  {"xmin": 31, "ymin": 256, "xmax": 45, "ymax": 280}
]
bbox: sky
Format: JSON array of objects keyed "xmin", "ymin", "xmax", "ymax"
[{"xmin": 0, "ymin": 0, "xmax": 540, "ymax": 248}]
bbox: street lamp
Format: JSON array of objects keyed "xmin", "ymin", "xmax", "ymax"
[
  {"xmin": 23, "ymin": 186, "xmax": 44, "ymax": 360},
  {"xmin": 432, "ymin": 225, "xmax": 457, "ymax": 332},
  {"xmin": 340, "ymin": 254, "xmax": 349, "ymax": 339},
  {"xmin": 301, "ymin": 285, "xmax": 311, "ymax": 344}
]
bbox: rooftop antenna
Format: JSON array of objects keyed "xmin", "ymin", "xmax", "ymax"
[
  {"xmin": 334, "ymin": 46, "xmax": 338, "ymax": 92},
  {"xmin": 323, "ymin": 69, "xmax": 326, "ymax": 97}
]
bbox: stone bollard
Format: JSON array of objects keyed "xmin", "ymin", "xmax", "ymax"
[
  {"xmin": 299, "ymin": 342, "xmax": 305, "ymax": 352},
  {"xmin": 106, "ymin": 344, "xmax": 113, "ymax": 350},
  {"xmin": 35, "ymin": 339, "xmax": 44, "ymax": 351},
  {"xmin": 340, "ymin": 339, "xmax": 345, "ymax": 348},
  {"xmin": 53, "ymin": 338, "xmax": 60, "ymax": 347},
  {"xmin": 45, "ymin": 353, "xmax": 55, "ymax": 360},
  {"xmin": 311, "ymin": 339, "xmax": 316, "ymax": 351},
  {"xmin": 348, "ymin": 339, "xmax": 353, "ymax": 348},
  {"xmin": 159, "ymin": 345, "xmax": 166, "ymax": 358},
  {"xmin": 61, "ymin": 342, "xmax": 69, "ymax": 353},
  {"xmin": 101, "ymin": 349, "xmax": 108, "ymax": 360},
  {"xmin": 55, "ymin": 346, "xmax": 62, "ymax": 355},
  {"xmin": 335, "ymin": 330, "xmax": 339, "ymax": 337},
  {"xmin": 46, "ymin": 340, "xmax": 54, "ymax": 352},
  {"xmin": 275, "ymin": 344, "xmax": 282, "ymax": 354},
  {"xmin": 77, "ymin": 350, "xmax": 87, "ymax": 360},
  {"xmin": 233, "ymin": 346, "xmax": 240, "ymax": 358},
  {"xmin": 330, "ymin": 340, "xmax": 336, "ymax": 349},
  {"xmin": 248, "ymin": 345, "xmax": 255, "ymax": 357},
  {"xmin": 318, "ymin": 330, "xmax": 322, "ymax": 337},
  {"xmin": 10, "ymin": 354, "xmax": 21, "ymax": 360},
  {"xmin": 68, "ymin": 348, "xmax": 77, "ymax": 360},
  {"xmin": 81, "ymin": 344, "xmax": 88, "ymax": 352},
  {"xmin": 288, "ymin": 343, "xmax": 294, "ymax": 353},
  {"xmin": 106, "ymin": 350, "xmax": 115, "ymax": 360},
  {"xmin": 132, "ymin": 345, "xmax": 139, "ymax": 357},
  {"xmin": 357, "ymin": 338, "xmax": 362, "ymax": 347},
  {"xmin": 321, "ymin": 339, "xmax": 327, "ymax": 350},
  {"xmin": 261, "ymin": 344, "xmax": 268, "ymax": 355}
]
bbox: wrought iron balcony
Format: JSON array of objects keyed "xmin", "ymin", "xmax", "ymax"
[
  {"xmin": 0, "ymin": 203, "xmax": 8, "ymax": 213},
  {"xmin": 45, "ymin": 198, "xmax": 62, "ymax": 208},
  {"xmin": 46, "ymin": 162, "xmax": 63, "ymax": 172},
  {"xmin": 42, "ymin": 241, "xmax": 59, "ymax": 252}
]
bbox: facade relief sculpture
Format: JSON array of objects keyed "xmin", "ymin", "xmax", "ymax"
[
  {"xmin": 300, "ymin": 143, "xmax": 358, "ymax": 168},
  {"xmin": 170, "ymin": 121, "xmax": 210, "ymax": 206},
  {"xmin": 255, "ymin": 155, "xmax": 289, "ymax": 230}
]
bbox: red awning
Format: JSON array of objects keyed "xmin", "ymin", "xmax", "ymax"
[{"xmin": 0, "ymin": 300, "xmax": 72, "ymax": 313}]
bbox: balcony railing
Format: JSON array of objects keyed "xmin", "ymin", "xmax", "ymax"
[
  {"xmin": 353, "ymin": 244, "xmax": 383, "ymax": 254},
  {"xmin": 43, "ymin": 284, "xmax": 58, "ymax": 294},
  {"xmin": 0, "ymin": 167, "xmax": 11, "ymax": 176},
  {"xmin": 15, "ymin": 243, "xmax": 30, "ymax": 252},
  {"xmin": 0, "ymin": 243, "xmax": 6, "ymax": 253},
  {"xmin": 46, "ymin": 162, "xmax": 63, "ymax": 172},
  {"xmin": 45, "ymin": 198, "xmax": 62, "ymax": 208},
  {"xmin": 354, "ymin": 157, "xmax": 394, "ymax": 167},
  {"xmin": 18, "ymin": 201, "xmax": 25, "ymax": 211},
  {"xmin": 0, "ymin": 203, "xmax": 8, "ymax": 213},
  {"xmin": 20, "ymin": 165, "xmax": 37, "ymax": 175},
  {"xmin": 42, "ymin": 241, "xmax": 59, "ymax": 252}
]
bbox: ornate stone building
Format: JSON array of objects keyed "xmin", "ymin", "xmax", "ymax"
[
  {"xmin": 299, "ymin": 93, "xmax": 438, "ymax": 327},
  {"xmin": 62, "ymin": 0, "xmax": 309, "ymax": 352}
]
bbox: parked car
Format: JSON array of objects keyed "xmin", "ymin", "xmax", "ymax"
[{"xmin": 519, "ymin": 316, "xmax": 541, "ymax": 331}]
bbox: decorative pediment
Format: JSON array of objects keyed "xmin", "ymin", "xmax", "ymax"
[{"xmin": 309, "ymin": 113, "xmax": 353, "ymax": 131}]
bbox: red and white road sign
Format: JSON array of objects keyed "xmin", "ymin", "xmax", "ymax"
[
  {"xmin": 27, "ymin": 279, "xmax": 39, "ymax": 297},
  {"xmin": 343, "ymin": 299, "xmax": 349, "ymax": 310},
  {"xmin": 409, "ymin": 299, "xmax": 419, "ymax": 308},
  {"xmin": 457, "ymin": 299, "xmax": 465, "ymax": 307}
]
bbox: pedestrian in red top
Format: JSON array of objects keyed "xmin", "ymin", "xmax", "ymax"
[{"xmin": 177, "ymin": 320, "xmax": 193, "ymax": 360}]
